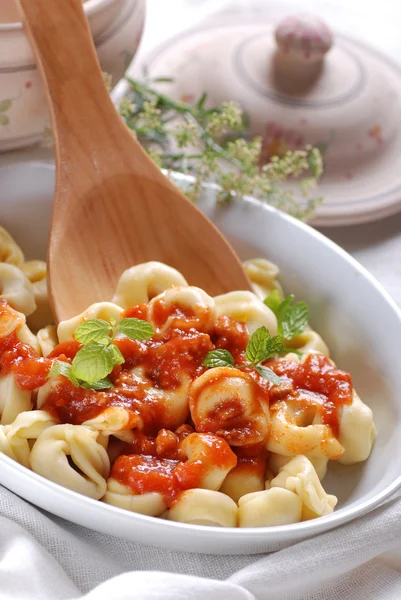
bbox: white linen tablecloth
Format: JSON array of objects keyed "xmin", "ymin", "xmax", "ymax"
[
  {"xmin": 1, "ymin": 1, "xmax": 401, "ymax": 597},
  {"xmin": 2, "ymin": 485, "xmax": 401, "ymax": 600}
]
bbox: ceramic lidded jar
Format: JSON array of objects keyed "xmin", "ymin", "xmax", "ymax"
[
  {"xmin": 133, "ymin": 13, "xmax": 401, "ymax": 225},
  {"xmin": 0, "ymin": 0, "xmax": 145, "ymax": 152}
]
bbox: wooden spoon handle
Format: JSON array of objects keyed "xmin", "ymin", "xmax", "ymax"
[{"xmin": 16, "ymin": 0, "xmax": 129, "ymax": 164}]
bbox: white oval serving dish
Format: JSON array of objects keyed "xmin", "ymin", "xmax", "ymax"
[{"xmin": 0, "ymin": 161, "xmax": 400, "ymax": 555}]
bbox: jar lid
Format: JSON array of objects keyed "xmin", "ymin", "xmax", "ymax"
[{"xmin": 132, "ymin": 14, "xmax": 401, "ymax": 226}]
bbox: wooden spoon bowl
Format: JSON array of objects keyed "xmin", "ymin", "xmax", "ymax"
[{"xmin": 17, "ymin": 0, "xmax": 251, "ymax": 322}]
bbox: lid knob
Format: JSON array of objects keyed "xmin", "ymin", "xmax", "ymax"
[{"xmin": 275, "ymin": 14, "xmax": 333, "ymax": 62}]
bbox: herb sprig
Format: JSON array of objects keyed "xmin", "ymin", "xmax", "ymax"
[
  {"xmin": 203, "ymin": 326, "xmax": 283, "ymax": 385},
  {"xmin": 264, "ymin": 291, "xmax": 309, "ymax": 341},
  {"xmin": 49, "ymin": 318, "xmax": 154, "ymax": 390},
  {"xmin": 202, "ymin": 293, "xmax": 310, "ymax": 382},
  {"xmin": 117, "ymin": 76, "xmax": 323, "ymax": 221}
]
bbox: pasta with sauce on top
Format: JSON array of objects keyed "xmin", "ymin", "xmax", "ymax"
[{"xmin": 0, "ymin": 229, "xmax": 376, "ymax": 528}]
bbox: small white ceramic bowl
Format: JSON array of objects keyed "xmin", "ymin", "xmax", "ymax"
[
  {"xmin": 0, "ymin": 161, "xmax": 401, "ymax": 555},
  {"xmin": 0, "ymin": 0, "xmax": 145, "ymax": 152}
]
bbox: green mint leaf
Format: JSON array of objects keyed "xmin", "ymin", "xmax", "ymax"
[
  {"xmin": 74, "ymin": 319, "xmax": 112, "ymax": 345},
  {"xmin": 255, "ymin": 365, "xmax": 281, "ymax": 386},
  {"xmin": 107, "ymin": 344, "xmax": 125, "ymax": 366},
  {"xmin": 246, "ymin": 326, "xmax": 270, "ymax": 363},
  {"xmin": 202, "ymin": 349, "xmax": 234, "ymax": 368},
  {"xmin": 276, "ymin": 295, "xmax": 295, "ymax": 326},
  {"xmin": 281, "ymin": 301, "xmax": 309, "ymax": 340},
  {"xmin": 80, "ymin": 377, "xmax": 114, "ymax": 390},
  {"xmin": 264, "ymin": 290, "xmax": 282, "ymax": 315},
  {"xmin": 71, "ymin": 343, "xmax": 114, "ymax": 384},
  {"xmin": 48, "ymin": 360, "xmax": 79, "ymax": 387},
  {"xmin": 264, "ymin": 335, "xmax": 285, "ymax": 359},
  {"xmin": 117, "ymin": 318, "xmax": 154, "ymax": 341}
]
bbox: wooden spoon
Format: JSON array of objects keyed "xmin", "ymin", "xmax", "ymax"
[{"xmin": 17, "ymin": 0, "xmax": 251, "ymax": 323}]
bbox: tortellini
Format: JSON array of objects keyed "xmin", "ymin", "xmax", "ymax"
[
  {"xmin": 0, "ymin": 263, "xmax": 36, "ymax": 316},
  {"xmin": 0, "ymin": 226, "xmax": 24, "ymax": 267},
  {"xmin": 267, "ymin": 392, "xmax": 344, "ymax": 460},
  {"xmin": 57, "ymin": 302, "xmax": 124, "ymax": 342},
  {"xmin": 147, "ymin": 286, "xmax": 216, "ymax": 333},
  {"xmin": 220, "ymin": 450, "xmax": 267, "ymax": 502},
  {"xmin": 214, "ymin": 290, "xmax": 277, "ymax": 336},
  {"xmin": 37, "ymin": 324, "xmax": 58, "ymax": 357},
  {"xmin": 22, "ymin": 261, "xmax": 53, "ymax": 332},
  {"xmin": 179, "ymin": 433, "xmax": 237, "ymax": 490},
  {"xmin": 189, "ymin": 367, "xmax": 270, "ymax": 446},
  {"xmin": 166, "ymin": 489, "xmax": 238, "ymax": 527},
  {"xmin": 337, "ymin": 391, "xmax": 376, "ymax": 465},
  {"xmin": 270, "ymin": 455, "xmax": 337, "ymax": 519},
  {"xmin": 30, "ymin": 424, "xmax": 110, "ymax": 500},
  {"xmin": 103, "ymin": 478, "xmax": 167, "ymax": 516},
  {"xmin": 284, "ymin": 326, "xmax": 329, "ymax": 357},
  {"xmin": 0, "ymin": 410, "xmax": 57, "ymax": 467},
  {"xmin": 113, "ymin": 261, "xmax": 188, "ymax": 308},
  {"xmin": 0, "ymin": 374, "xmax": 32, "ymax": 425},
  {"xmin": 82, "ymin": 407, "xmax": 134, "ymax": 439},
  {"xmin": 268, "ymin": 451, "xmax": 328, "ymax": 481},
  {"xmin": 243, "ymin": 258, "xmax": 284, "ymax": 301},
  {"xmin": 238, "ymin": 488, "xmax": 302, "ymax": 527}
]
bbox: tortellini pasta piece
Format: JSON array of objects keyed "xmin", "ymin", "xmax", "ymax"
[
  {"xmin": 57, "ymin": 302, "xmax": 124, "ymax": 342},
  {"xmin": 267, "ymin": 392, "xmax": 344, "ymax": 460},
  {"xmin": 103, "ymin": 478, "xmax": 167, "ymax": 516},
  {"xmin": 243, "ymin": 258, "xmax": 284, "ymax": 301},
  {"xmin": 238, "ymin": 488, "xmax": 302, "ymax": 527},
  {"xmin": 112, "ymin": 261, "xmax": 188, "ymax": 308},
  {"xmin": 0, "ymin": 226, "xmax": 24, "ymax": 267},
  {"xmin": 132, "ymin": 367, "xmax": 192, "ymax": 431},
  {"xmin": 268, "ymin": 451, "xmax": 328, "ymax": 481},
  {"xmin": 270, "ymin": 455, "xmax": 337, "ymax": 520},
  {"xmin": 189, "ymin": 367, "xmax": 270, "ymax": 446},
  {"xmin": 147, "ymin": 286, "xmax": 216, "ymax": 333},
  {"xmin": 337, "ymin": 391, "xmax": 376, "ymax": 465},
  {"xmin": 179, "ymin": 433, "xmax": 237, "ymax": 490},
  {"xmin": 0, "ymin": 302, "xmax": 25, "ymax": 338},
  {"xmin": 0, "ymin": 263, "xmax": 36, "ymax": 316},
  {"xmin": 30, "ymin": 424, "xmax": 110, "ymax": 500},
  {"xmin": 220, "ymin": 452, "xmax": 267, "ymax": 502},
  {"xmin": 83, "ymin": 407, "xmax": 135, "ymax": 443},
  {"xmin": 0, "ymin": 410, "xmax": 57, "ymax": 467},
  {"xmin": 166, "ymin": 489, "xmax": 238, "ymax": 527},
  {"xmin": 0, "ymin": 301, "xmax": 40, "ymax": 353},
  {"xmin": 0, "ymin": 374, "xmax": 32, "ymax": 425},
  {"xmin": 22, "ymin": 261, "xmax": 53, "ymax": 332},
  {"xmin": 37, "ymin": 325, "xmax": 58, "ymax": 357},
  {"xmin": 284, "ymin": 326, "xmax": 329, "ymax": 357},
  {"xmin": 214, "ymin": 290, "xmax": 277, "ymax": 336}
]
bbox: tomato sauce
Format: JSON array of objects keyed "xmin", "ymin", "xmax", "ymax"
[
  {"xmin": 0, "ymin": 330, "xmax": 51, "ymax": 390},
  {"xmin": 269, "ymin": 353, "xmax": 353, "ymax": 436},
  {"xmin": 0, "ymin": 297, "xmax": 355, "ymax": 497},
  {"xmin": 111, "ymin": 454, "xmax": 208, "ymax": 506}
]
